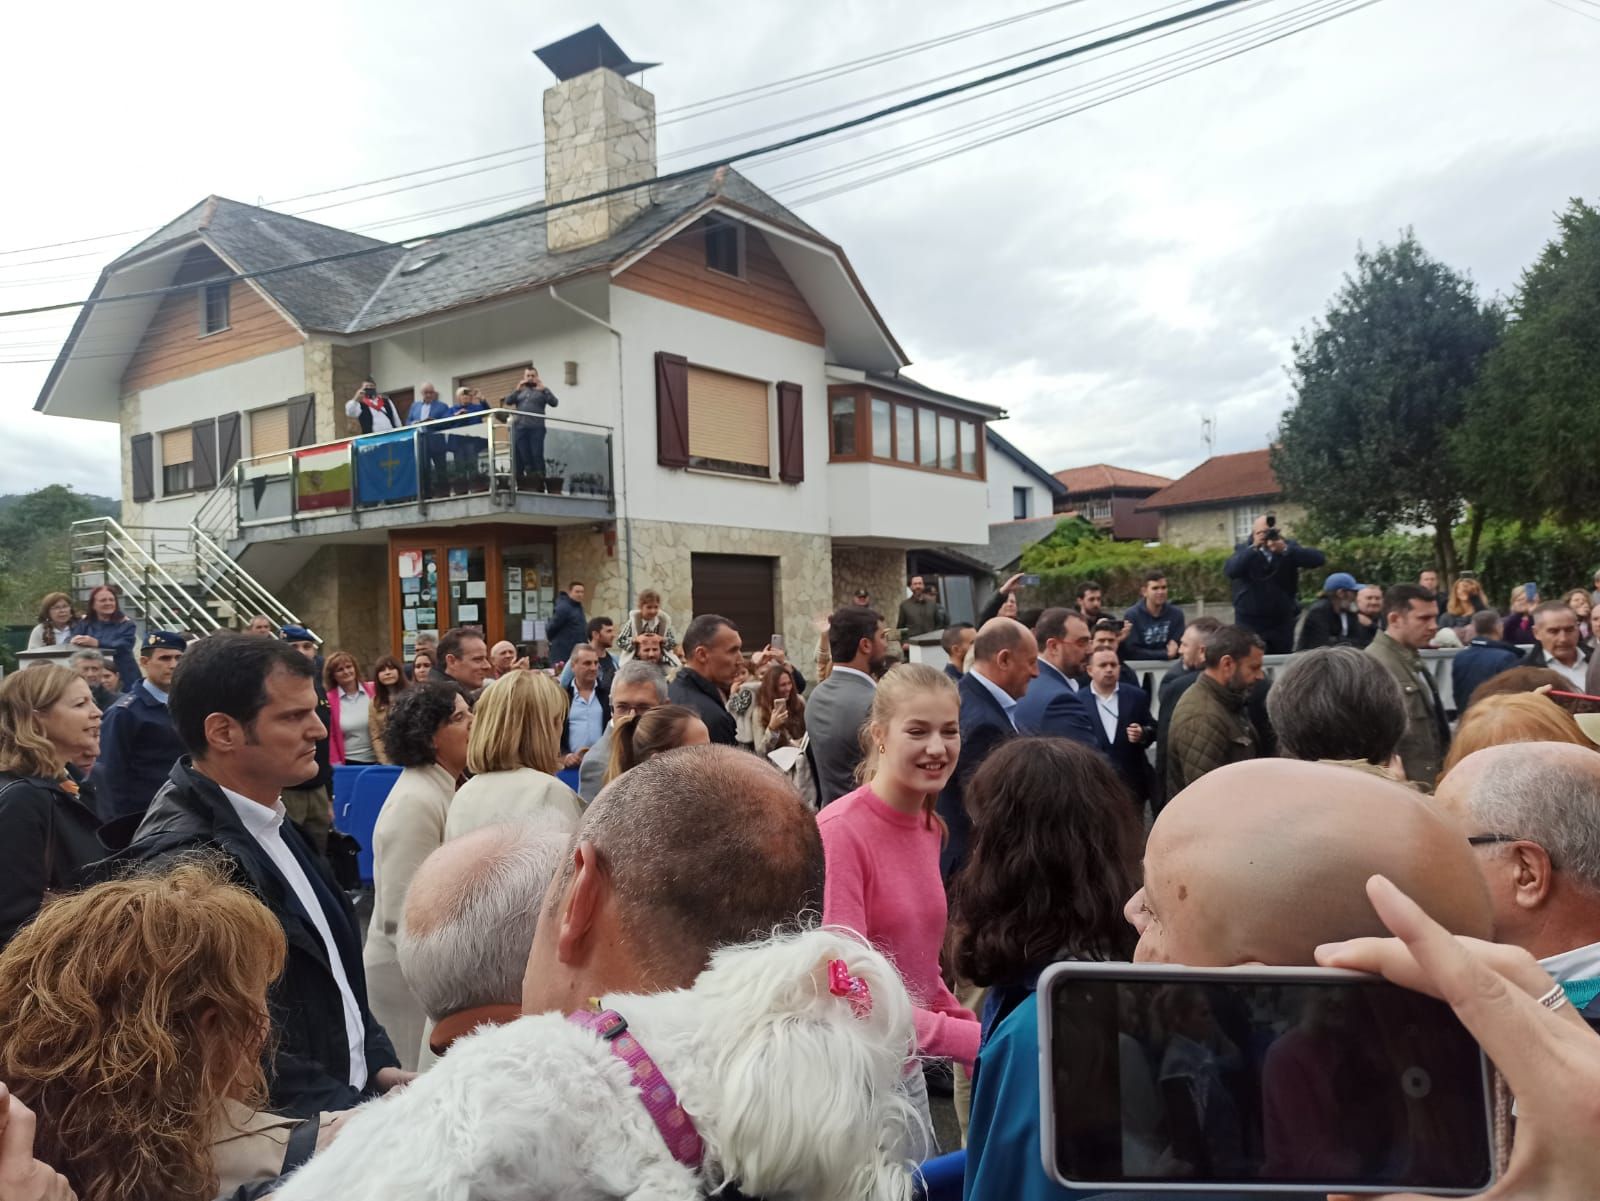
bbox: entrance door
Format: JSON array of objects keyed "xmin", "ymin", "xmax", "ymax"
[{"xmin": 691, "ymin": 553, "xmax": 777, "ymax": 650}]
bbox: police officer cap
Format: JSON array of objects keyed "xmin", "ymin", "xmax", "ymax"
[
  {"xmin": 281, "ymin": 625, "xmax": 319, "ymax": 646},
  {"xmin": 142, "ymin": 630, "xmax": 187, "ymax": 654}
]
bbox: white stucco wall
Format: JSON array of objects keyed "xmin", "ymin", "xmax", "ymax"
[
  {"xmin": 124, "ymin": 345, "xmax": 307, "ymax": 528},
  {"xmin": 985, "ymin": 443, "xmax": 1052, "ymax": 522},
  {"xmin": 828, "ymin": 460, "xmax": 989, "ymax": 544},
  {"xmin": 608, "ymin": 287, "xmax": 833, "ymax": 536}
]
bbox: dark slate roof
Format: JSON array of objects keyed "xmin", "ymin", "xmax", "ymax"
[
  {"xmin": 104, "ymin": 168, "xmax": 822, "ymax": 337},
  {"xmin": 944, "ymin": 516, "xmax": 1065, "ymax": 573},
  {"xmin": 987, "ymin": 428, "xmax": 1068, "ymax": 499}
]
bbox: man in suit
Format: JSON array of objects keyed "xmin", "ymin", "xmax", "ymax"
[
  {"xmin": 560, "ymin": 643, "xmax": 612, "ymax": 769},
  {"xmin": 1079, "ymin": 646, "xmax": 1157, "ymax": 807},
  {"xmin": 1015, "ymin": 608, "xmax": 1097, "ymax": 748},
  {"xmin": 1437, "ymin": 743, "xmax": 1600, "ymax": 1032},
  {"xmin": 94, "ymin": 634, "xmax": 405, "ymax": 1117},
  {"xmin": 935, "ymin": 617, "xmax": 1038, "ymax": 880},
  {"xmin": 806, "ymin": 606, "xmax": 890, "ymax": 804}
]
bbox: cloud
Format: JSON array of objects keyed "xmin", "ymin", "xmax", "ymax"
[{"xmin": 4, "ymin": 413, "xmax": 120, "ymax": 496}]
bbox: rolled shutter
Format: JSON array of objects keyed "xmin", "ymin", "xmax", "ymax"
[
  {"xmin": 655, "ymin": 351, "xmax": 689, "ymax": 469},
  {"xmin": 217, "ymin": 411, "xmax": 242, "ymax": 476},
  {"xmin": 777, "ymin": 381, "xmax": 804, "ymax": 484},
  {"xmin": 191, "ymin": 417, "xmax": 218, "ymax": 490},
  {"xmin": 131, "ymin": 433, "xmax": 154, "ymax": 502},
  {"xmin": 686, "ymin": 367, "xmax": 769, "ymax": 468},
  {"xmin": 287, "ymin": 394, "xmax": 317, "ymax": 447}
]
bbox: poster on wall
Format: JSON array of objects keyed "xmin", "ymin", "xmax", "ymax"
[
  {"xmin": 506, "ymin": 567, "xmax": 523, "ymax": 591},
  {"xmin": 403, "ymin": 610, "xmax": 417, "ymax": 631},
  {"xmin": 397, "ymin": 550, "xmax": 423, "ymax": 579},
  {"xmin": 523, "ymin": 591, "xmax": 540, "ymax": 613},
  {"xmin": 401, "ymin": 576, "xmax": 421, "ymax": 594},
  {"xmin": 448, "ymin": 548, "xmax": 469, "ymax": 577},
  {"xmin": 458, "ymin": 604, "xmax": 480, "ymax": 623},
  {"xmin": 416, "ymin": 607, "xmax": 437, "ymax": 626},
  {"xmin": 509, "ymin": 591, "xmax": 523, "ymax": 615},
  {"xmin": 465, "ymin": 581, "xmax": 487, "ymax": 600}
]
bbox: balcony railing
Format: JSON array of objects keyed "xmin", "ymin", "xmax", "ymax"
[{"xmin": 206, "ymin": 411, "xmax": 614, "ymax": 533}]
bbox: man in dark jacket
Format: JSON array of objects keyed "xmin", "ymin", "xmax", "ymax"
[
  {"xmin": 1079, "ymin": 646, "xmax": 1156, "ymax": 806},
  {"xmin": 1121, "ymin": 570, "xmax": 1185, "ymax": 660},
  {"xmin": 1224, "ymin": 515, "xmax": 1326, "ymax": 654},
  {"xmin": 1153, "ymin": 616, "xmax": 1222, "ymax": 812},
  {"xmin": 668, "ymin": 614, "xmax": 743, "ymax": 745},
  {"xmin": 547, "ymin": 582, "xmax": 587, "ymax": 666},
  {"xmin": 1452, "ymin": 609, "xmax": 1524, "ymax": 713},
  {"xmin": 429, "ymin": 626, "xmax": 491, "ymax": 709},
  {"xmin": 1166, "ymin": 624, "xmax": 1265, "ymax": 796},
  {"xmin": 89, "ymin": 630, "xmax": 187, "ymax": 820},
  {"xmin": 895, "ymin": 575, "xmax": 948, "ymax": 640},
  {"xmin": 92, "ymin": 634, "xmax": 405, "ymax": 1118},
  {"xmin": 1295, "ymin": 572, "xmax": 1366, "ymax": 651},
  {"xmin": 280, "ymin": 626, "xmax": 334, "ymax": 854},
  {"xmin": 560, "ymin": 644, "xmax": 612, "ymax": 768},
  {"xmin": 503, "ymin": 366, "xmax": 559, "ymax": 486}
]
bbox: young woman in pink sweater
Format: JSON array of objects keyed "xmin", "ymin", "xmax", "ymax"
[{"xmin": 817, "ymin": 662, "xmax": 979, "ymax": 1148}]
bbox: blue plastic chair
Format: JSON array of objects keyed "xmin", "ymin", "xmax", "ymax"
[
  {"xmin": 915, "ymin": 1150, "xmax": 965, "ymax": 1201},
  {"xmin": 335, "ymin": 765, "xmax": 402, "ymax": 885},
  {"xmin": 557, "ymin": 767, "xmax": 582, "ymax": 792}
]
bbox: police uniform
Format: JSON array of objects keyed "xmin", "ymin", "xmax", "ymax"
[
  {"xmin": 89, "ymin": 631, "xmax": 188, "ymax": 822},
  {"xmin": 280, "ymin": 625, "xmax": 335, "ymax": 854}
]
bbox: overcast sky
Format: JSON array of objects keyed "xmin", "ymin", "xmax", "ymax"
[{"xmin": 3, "ymin": 0, "xmax": 1597, "ymax": 496}]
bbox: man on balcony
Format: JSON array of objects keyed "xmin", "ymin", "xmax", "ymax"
[
  {"xmin": 504, "ymin": 366, "xmax": 560, "ymax": 488},
  {"xmin": 345, "ymin": 378, "xmax": 401, "ymax": 435},
  {"xmin": 408, "ymin": 382, "xmax": 452, "ymax": 498}
]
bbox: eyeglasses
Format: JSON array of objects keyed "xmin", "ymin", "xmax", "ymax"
[
  {"xmin": 1467, "ymin": 834, "xmax": 1520, "ymax": 847},
  {"xmin": 612, "ymin": 701, "xmax": 658, "ymax": 718}
]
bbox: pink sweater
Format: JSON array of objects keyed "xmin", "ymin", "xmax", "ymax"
[{"xmin": 818, "ymin": 783, "xmax": 980, "ymax": 1068}]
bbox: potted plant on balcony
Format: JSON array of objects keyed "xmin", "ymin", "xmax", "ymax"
[{"xmin": 543, "ymin": 460, "xmax": 566, "ymax": 495}]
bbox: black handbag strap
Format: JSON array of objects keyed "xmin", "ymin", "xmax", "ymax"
[{"xmin": 280, "ymin": 1116, "xmax": 321, "ymax": 1175}]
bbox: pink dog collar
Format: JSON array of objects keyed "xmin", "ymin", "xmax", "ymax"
[{"xmin": 568, "ymin": 1008, "xmax": 704, "ymax": 1170}]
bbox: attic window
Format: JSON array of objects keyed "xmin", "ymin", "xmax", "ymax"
[
  {"xmin": 400, "ymin": 252, "xmax": 446, "ymax": 275},
  {"xmin": 201, "ymin": 282, "xmax": 230, "ymax": 335},
  {"xmin": 704, "ymin": 222, "xmax": 743, "ymax": 277}
]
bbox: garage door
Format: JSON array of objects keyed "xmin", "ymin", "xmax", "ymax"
[{"xmin": 690, "ymin": 553, "xmax": 777, "ymax": 651}]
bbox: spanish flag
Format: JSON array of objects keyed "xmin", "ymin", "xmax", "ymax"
[{"xmin": 295, "ymin": 441, "xmax": 353, "ymax": 512}]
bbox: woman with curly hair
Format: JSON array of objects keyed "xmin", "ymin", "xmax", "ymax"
[
  {"xmin": 952, "ymin": 736, "xmax": 1144, "ymax": 1199},
  {"xmin": 1438, "ymin": 576, "xmax": 1487, "ymax": 630},
  {"xmin": 364, "ymin": 683, "xmax": 472, "ymax": 1071},
  {"xmin": 27, "ymin": 591, "xmax": 79, "ymax": 650},
  {"xmin": 0, "ymin": 860, "xmax": 324, "ymax": 1201}
]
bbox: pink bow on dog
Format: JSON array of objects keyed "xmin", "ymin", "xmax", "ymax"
[{"xmin": 827, "ymin": 959, "xmax": 873, "ymax": 1018}]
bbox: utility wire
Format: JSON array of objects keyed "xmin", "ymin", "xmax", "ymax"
[{"xmin": 0, "ymin": 0, "xmax": 1261, "ymax": 322}]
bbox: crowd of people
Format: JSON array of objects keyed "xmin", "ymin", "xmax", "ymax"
[{"xmin": 5, "ymin": 536, "xmax": 1600, "ymax": 1199}]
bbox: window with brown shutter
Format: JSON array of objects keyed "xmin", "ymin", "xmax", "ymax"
[
  {"xmin": 777, "ymin": 381, "xmax": 804, "ymax": 484},
  {"xmin": 687, "ymin": 365, "xmax": 769, "ymax": 478},
  {"xmin": 458, "ymin": 364, "xmax": 531, "ymax": 407},
  {"xmin": 250, "ymin": 404, "xmax": 291, "ymax": 463},
  {"xmin": 655, "ymin": 352, "xmax": 690, "ymax": 468},
  {"xmin": 191, "ymin": 417, "xmax": 218, "ymax": 491},
  {"xmin": 217, "ymin": 412, "xmax": 242, "ymax": 478},
  {"xmin": 161, "ymin": 427, "xmax": 195, "ymax": 495},
  {"xmin": 286, "ymin": 394, "xmax": 317, "ymax": 448}
]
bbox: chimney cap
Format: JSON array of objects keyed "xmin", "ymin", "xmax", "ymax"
[{"xmin": 534, "ymin": 24, "xmax": 658, "ymax": 82}]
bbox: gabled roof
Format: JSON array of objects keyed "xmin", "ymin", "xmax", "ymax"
[
  {"xmin": 1053, "ymin": 462, "xmax": 1172, "ymax": 496},
  {"xmin": 988, "ymin": 428, "xmax": 1068, "ymax": 498},
  {"xmin": 1137, "ymin": 448, "xmax": 1282, "ymax": 512},
  {"xmin": 861, "ymin": 370, "xmax": 1005, "ymax": 420},
  {"xmin": 944, "ymin": 515, "xmax": 1065, "ymax": 573}
]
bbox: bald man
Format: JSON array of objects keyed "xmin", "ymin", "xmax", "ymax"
[
  {"xmin": 397, "ymin": 824, "xmax": 567, "ymax": 1067},
  {"xmin": 935, "ymin": 617, "xmax": 1038, "ymax": 879},
  {"xmin": 487, "ymin": 640, "xmax": 519, "ymax": 679},
  {"xmin": 966, "ymin": 758, "xmax": 1492, "ymax": 1201},
  {"xmin": 1436, "ymin": 742, "xmax": 1600, "ymax": 1026}
]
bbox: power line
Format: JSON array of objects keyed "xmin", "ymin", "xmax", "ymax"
[
  {"xmin": 0, "ymin": 0, "xmax": 1262, "ymax": 322},
  {"xmin": 1543, "ymin": 0, "xmax": 1600, "ymax": 22},
  {"xmin": 0, "ymin": 0, "xmax": 1105, "ymax": 262}
]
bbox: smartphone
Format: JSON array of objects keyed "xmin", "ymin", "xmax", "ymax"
[
  {"xmin": 1525, "ymin": 582, "xmax": 1539, "ymax": 602},
  {"xmin": 1022, "ymin": 573, "xmax": 1041, "ymax": 587},
  {"xmin": 770, "ymin": 634, "xmax": 786, "ymax": 653},
  {"xmin": 1038, "ymin": 962, "xmax": 1494, "ymax": 1195}
]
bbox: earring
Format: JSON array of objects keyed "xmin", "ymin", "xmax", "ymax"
[{"xmin": 877, "ymin": 744, "xmax": 886, "ymax": 755}]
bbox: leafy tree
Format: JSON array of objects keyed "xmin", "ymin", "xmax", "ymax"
[
  {"xmin": 1272, "ymin": 232, "xmax": 1502, "ymax": 577},
  {"xmin": 0, "ymin": 486, "xmax": 117, "ymax": 626},
  {"xmin": 1456, "ymin": 198, "xmax": 1600, "ymax": 525}
]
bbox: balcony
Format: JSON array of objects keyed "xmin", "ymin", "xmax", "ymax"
[{"xmin": 198, "ymin": 411, "xmax": 614, "ymax": 549}]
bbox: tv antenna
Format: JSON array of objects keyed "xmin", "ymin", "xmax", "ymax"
[{"xmin": 1200, "ymin": 415, "xmax": 1216, "ymax": 456}]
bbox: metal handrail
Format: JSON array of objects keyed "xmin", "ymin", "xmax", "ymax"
[
  {"xmin": 190, "ymin": 526, "xmax": 308, "ymax": 635},
  {"xmin": 70, "ymin": 516, "xmax": 222, "ymax": 635}
]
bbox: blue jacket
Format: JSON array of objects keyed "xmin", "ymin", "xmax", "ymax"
[
  {"xmin": 1015, "ymin": 661, "xmax": 1099, "ymax": 750},
  {"xmin": 1121, "ymin": 601, "xmax": 1185, "ymax": 661},
  {"xmin": 1078, "ymin": 681, "xmax": 1156, "ymax": 802},
  {"xmin": 935, "ymin": 672, "xmax": 1015, "ymax": 880},
  {"xmin": 408, "ymin": 398, "xmax": 452, "ymax": 425},
  {"xmin": 1451, "ymin": 638, "xmax": 1523, "ymax": 712},
  {"xmin": 89, "ymin": 683, "xmax": 187, "ymax": 821},
  {"xmin": 1223, "ymin": 540, "xmax": 1326, "ymax": 624},
  {"xmin": 71, "ymin": 617, "xmax": 138, "ymax": 695},
  {"xmin": 547, "ymin": 591, "xmax": 588, "ymax": 665}
]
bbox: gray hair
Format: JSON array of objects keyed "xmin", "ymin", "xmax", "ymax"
[
  {"xmin": 68, "ymin": 648, "xmax": 105, "ymax": 666},
  {"xmin": 613, "ymin": 659, "xmax": 669, "ymax": 702},
  {"xmin": 397, "ymin": 825, "xmax": 567, "ymax": 1021},
  {"xmin": 1267, "ymin": 646, "xmax": 1406, "ymax": 765},
  {"xmin": 1458, "ymin": 744, "xmax": 1600, "ymax": 893}
]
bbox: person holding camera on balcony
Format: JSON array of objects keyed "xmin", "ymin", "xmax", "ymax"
[
  {"xmin": 503, "ymin": 366, "xmax": 559, "ymax": 488},
  {"xmin": 345, "ymin": 378, "xmax": 400, "ymax": 435},
  {"xmin": 1224, "ymin": 513, "xmax": 1326, "ymax": 654}
]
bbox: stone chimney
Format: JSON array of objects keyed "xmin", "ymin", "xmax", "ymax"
[{"xmin": 536, "ymin": 26, "xmax": 658, "ymax": 253}]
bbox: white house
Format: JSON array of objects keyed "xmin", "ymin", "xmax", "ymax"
[{"xmin": 34, "ymin": 26, "xmax": 1003, "ymax": 673}]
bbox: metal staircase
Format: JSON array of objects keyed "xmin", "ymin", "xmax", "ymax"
[{"xmin": 70, "ymin": 516, "xmax": 313, "ymax": 640}]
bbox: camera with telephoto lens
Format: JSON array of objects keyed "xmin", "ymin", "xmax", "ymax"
[{"xmin": 1263, "ymin": 513, "xmax": 1281, "ymax": 542}]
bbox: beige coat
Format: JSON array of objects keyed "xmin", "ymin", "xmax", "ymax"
[
  {"xmin": 362, "ymin": 763, "xmax": 456, "ymax": 1072},
  {"xmin": 211, "ymin": 1100, "xmax": 337, "ymax": 1195},
  {"xmin": 444, "ymin": 767, "xmax": 583, "ymax": 842}
]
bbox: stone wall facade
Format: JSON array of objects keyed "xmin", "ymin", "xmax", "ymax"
[
  {"xmin": 543, "ymin": 68, "xmax": 656, "ymax": 252},
  {"xmin": 278, "ymin": 544, "xmax": 390, "ymax": 671},
  {"xmin": 830, "ymin": 545, "xmax": 910, "ymax": 617},
  {"xmin": 1157, "ymin": 502, "xmax": 1307, "ymax": 552},
  {"xmin": 303, "ymin": 341, "xmax": 372, "ymax": 447}
]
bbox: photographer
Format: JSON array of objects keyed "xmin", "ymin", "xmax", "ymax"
[
  {"xmin": 502, "ymin": 366, "xmax": 559, "ymax": 486},
  {"xmin": 344, "ymin": 378, "xmax": 400, "ymax": 435},
  {"xmin": 1224, "ymin": 513, "xmax": 1326, "ymax": 654}
]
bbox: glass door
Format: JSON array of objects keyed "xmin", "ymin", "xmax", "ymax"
[
  {"xmin": 501, "ymin": 543, "xmax": 557, "ymax": 663},
  {"xmin": 396, "ymin": 548, "xmax": 439, "ymax": 661},
  {"xmin": 446, "ymin": 545, "xmax": 490, "ymax": 635}
]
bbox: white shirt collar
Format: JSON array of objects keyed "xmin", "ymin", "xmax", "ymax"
[
  {"xmin": 1540, "ymin": 940, "xmax": 1600, "ymax": 982},
  {"xmin": 971, "ymin": 667, "xmax": 1019, "ymax": 724},
  {"xmin": 830, "ymin": 665, "xmax": 877, "ymax": 687},
  {"xmin": 219, "ymin": 784, "xmax": 287, "ymax": 838},
  {"xmin": 142, "ymin": 680, "xmax": 170, "ymax": 704}
]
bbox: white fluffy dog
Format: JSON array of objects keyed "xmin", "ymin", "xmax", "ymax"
[{"xmin": 275, "ymin": 927, "xmax": 918, "ymax": 1201}]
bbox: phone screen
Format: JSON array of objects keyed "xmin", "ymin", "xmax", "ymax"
[{"xmin": 1042, "ymin": 966, "xmax": 1493, "ymax": 1194}]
